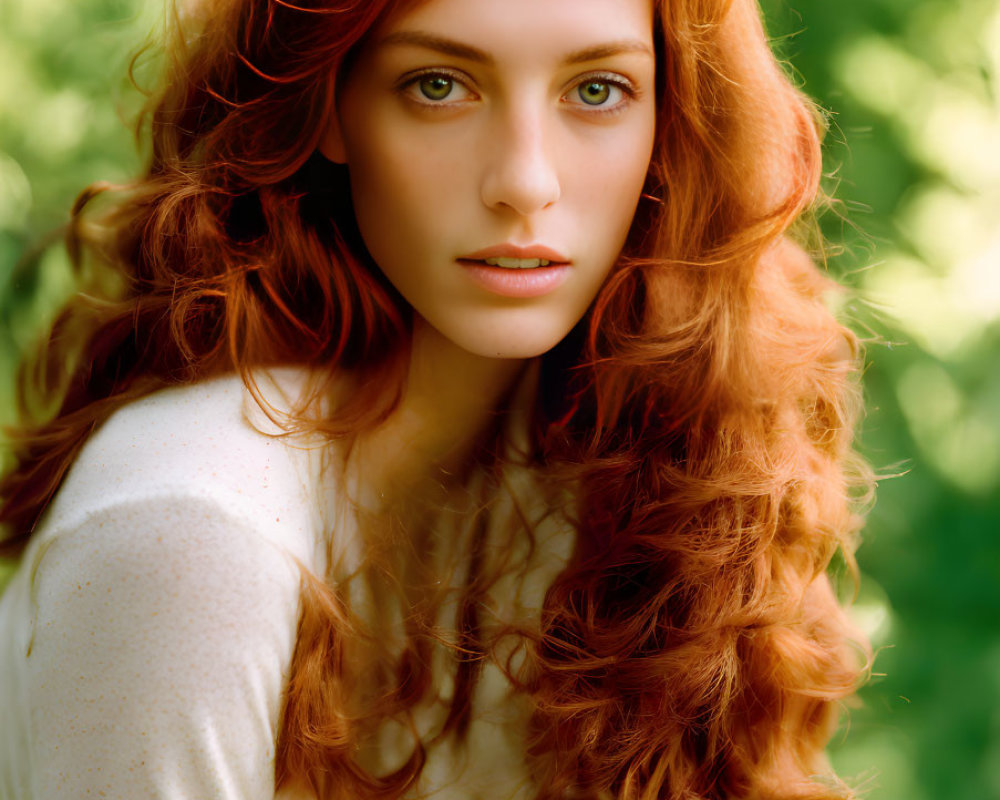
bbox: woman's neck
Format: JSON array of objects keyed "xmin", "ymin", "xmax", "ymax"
[{"xmin": 350, "ymin": 317, "xmax": 527, "ymax": 511}]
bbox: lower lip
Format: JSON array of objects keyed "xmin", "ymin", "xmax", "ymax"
[{"xmin": 459, "ymin": 261, "xmax": 571, "ymax": 298}]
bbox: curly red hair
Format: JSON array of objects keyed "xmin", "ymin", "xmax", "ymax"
[{"xmin": 1, "ymin": 0, "xmax": 871, "ymax": 798}]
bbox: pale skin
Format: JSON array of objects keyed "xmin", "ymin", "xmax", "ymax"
[{"xmin": 321, "ymin": 0, "xmax": 657, "ymax": 512}]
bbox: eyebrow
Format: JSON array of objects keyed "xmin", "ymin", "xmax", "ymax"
[{"xmin": 377, "ymin": 31, "xmax": 654, "ymax": 66}]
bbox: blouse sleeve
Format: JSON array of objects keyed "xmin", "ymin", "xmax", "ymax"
[{"xmin": 25, "ymin": 493, "xmax": 304, "ymax": 800}]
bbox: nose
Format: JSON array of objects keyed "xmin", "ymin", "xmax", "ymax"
[{"xmin": 480, "ymin": 108, "xmax": 561, "ymax": 216}]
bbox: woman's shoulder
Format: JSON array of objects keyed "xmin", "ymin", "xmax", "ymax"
[
  {"xmin": 0, "ymin": 370, "xmax": 333, "ymax": 798},
  {"xmin": 38, "ymin": 368, "xmax": 333, "ymax": 570}
]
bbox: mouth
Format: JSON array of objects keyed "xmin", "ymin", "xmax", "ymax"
[
  {"xmin": 459, "ymin": 244, "xmax": 571, "ymax": 269},
  {"xmin": 478, "ymin": 256, "xmax": 552, "ymax": 269},
  {"xmin": 457, "ymin": 262, "xmax": 572, "ymax": 299}
]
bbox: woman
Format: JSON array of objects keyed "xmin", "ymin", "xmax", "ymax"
[{"xmin": 0, "ymin": 0, "xmax": 871, "ymax": 797}]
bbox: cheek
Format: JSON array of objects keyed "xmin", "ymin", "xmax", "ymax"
[
  {"xmin": 571, "ymin": 113, "xmax": 654, "ymax": 196},
  {"xmin": 568, "ymin": 126, "xmax": 654, "ymax": 253},
  {"xmin": 346, "ymin": 123, "xmax": 472, "ymax": 264},
  {"xmin": 347, "ymin": 150, "xmax": 426, "ymax": 269}
]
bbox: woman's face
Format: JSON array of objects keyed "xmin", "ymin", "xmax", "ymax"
[{"xmin": 323, "ymin": 0, "xmax": 656, "ymax": 359}]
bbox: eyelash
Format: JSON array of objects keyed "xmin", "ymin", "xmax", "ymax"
[{"xmin": 396, "ymin": 68, "xmax": 639, "ymax": 115}]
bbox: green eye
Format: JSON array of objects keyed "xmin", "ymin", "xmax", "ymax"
[
  {"xmin": 578, "ymin": 81, "xmax": 611, "ymax": 105},
  {"xmin": 419, "ymin": 76, "xmax": 453, "ymax": 101}
]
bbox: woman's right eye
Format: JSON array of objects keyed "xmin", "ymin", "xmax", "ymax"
[
  {"xmin": 400, "ymin": 71, "xmax": 476, "ymax": 106},
  {"xmin": 418, "ymin": 75, "xmax": 454, "ymax": 101}
]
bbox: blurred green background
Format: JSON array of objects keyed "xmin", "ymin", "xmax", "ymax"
[{"xmin": 1, "ymin": 0, "xmax": 998, "ymax": 797}]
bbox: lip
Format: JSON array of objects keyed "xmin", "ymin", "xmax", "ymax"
[
  {"xmin": 459, "ymin": 243, "xmax": 571, "ymax": 264},
  {"xmin": 459, "ymin": 262, "xmax": 572, "ymax": 298}
]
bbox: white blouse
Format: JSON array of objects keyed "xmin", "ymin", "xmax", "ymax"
[
  {"xmin": 0, "ymin": 372, "xmax": 563, "ymax": 800},
  {"xmin": 0, "ymin": 373, "xmax": 333, "ymax": 799}
]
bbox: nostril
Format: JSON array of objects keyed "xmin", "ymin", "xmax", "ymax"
[{"xmin": 481, "ymin": 163, "xmax": 561, "ymax": 216}]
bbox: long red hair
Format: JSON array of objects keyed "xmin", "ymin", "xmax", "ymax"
[{"xmin": 1, "ymin": 0, "xmax": 871, "ymax": 798}]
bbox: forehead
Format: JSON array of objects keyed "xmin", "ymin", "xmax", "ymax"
[{"xmin": 372, "ymin": 0, "xmax": 655, "ymax": 59}]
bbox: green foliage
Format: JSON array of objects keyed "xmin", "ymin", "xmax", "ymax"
[
  {"xmin": 0, "ymin": 0, "xmax": 153, "ymax": 423},
  {"xmin": 760, "ymin": 1, "xmax": 1000, "ymax": 798},
  {"xmin": 2, "ymin": 0, "xmax": 999, "ymax": 797}
]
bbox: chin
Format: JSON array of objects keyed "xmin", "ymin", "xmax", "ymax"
[
  {"xmin": 448, "ymin": 325, "xmax": 575, "ymax": 361},
  {"xmin": 472, "ymin": 343, "xmax": 558, "ymax": 360},
  {"xmin": 415, "ymin": 301, "xmax": 589, "ymax": 361}
]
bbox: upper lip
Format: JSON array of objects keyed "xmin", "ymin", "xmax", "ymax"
[{"xmin": 459, "ymin": 244, "xmax": 571, "ymax": 263}]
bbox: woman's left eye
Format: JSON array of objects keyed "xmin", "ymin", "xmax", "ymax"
[{"xmin": 563, "ymin": 75, "xmax": 634, "ymax": 111}]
